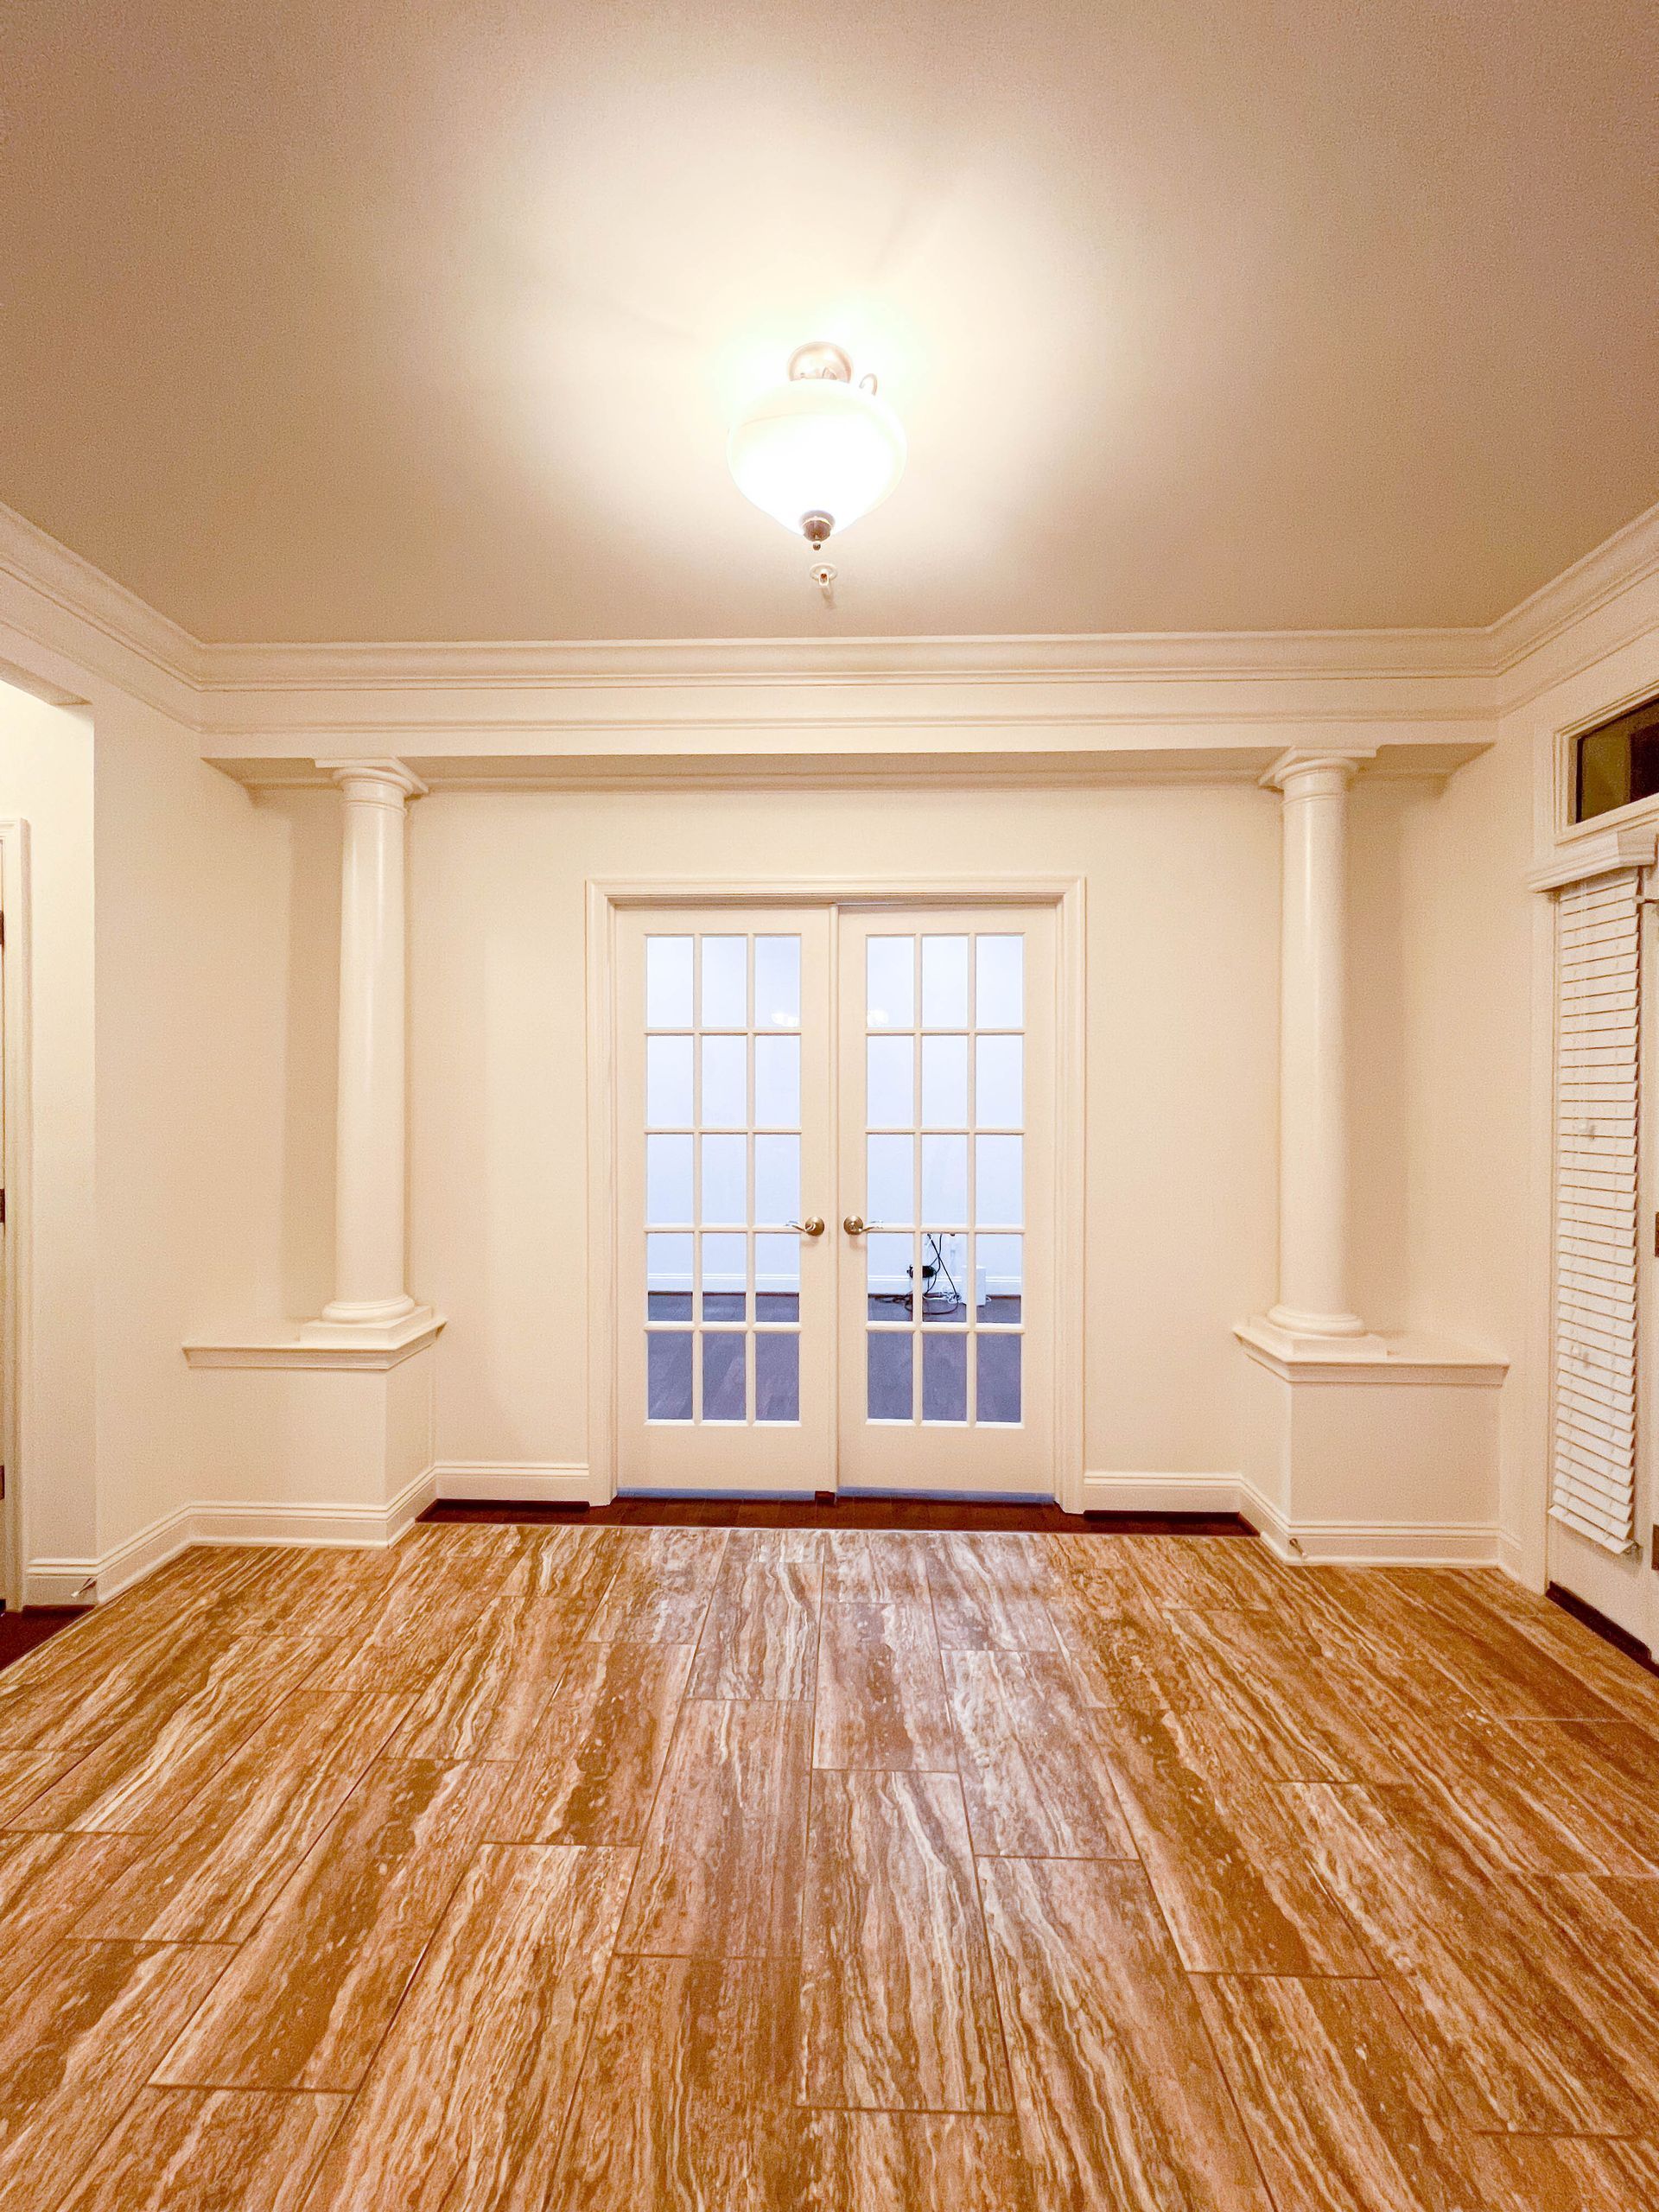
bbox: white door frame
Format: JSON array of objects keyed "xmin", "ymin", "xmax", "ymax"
[
  {"xmin": 587, "ymin": 874, "xmax": 1086, "ymax": 1511},
  {"xmin": 0, "ymin": 821, "xmax": 30, "ymax": 1611}
]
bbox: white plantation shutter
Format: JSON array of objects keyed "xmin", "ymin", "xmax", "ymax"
[{"xmin": 1551, "ymin": 868, "xmax": 1643, "ymax": 1553}]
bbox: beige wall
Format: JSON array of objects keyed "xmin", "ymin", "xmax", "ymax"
[
  {"xmin": 0, "ymin": 655, "xmax": 295, "ymax": 1584},
  {"xmin": 90, "ymin": 693, "xmax": 291, "ymax": 1551},
  {"xmin": 0, "ymin": 681, "xmax": 97, "ymax": 1568},
  {"xmin": 399, "ymin": 781, "xmax": 1287, "ymax": 1482}
]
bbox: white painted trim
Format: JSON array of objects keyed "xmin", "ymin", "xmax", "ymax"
[
  {"xmin": 431, "ymin": 1461, "xmax": 600, "ymax": 1504},
  {"xmin": 1080, "ymin": 1473, "xmax": 1249, "ymax": 1516},
  {"xmin": 588, "ymin": 877, "xmax": 1087, "ymax": 1514},
  {"xmin": 1077, "ymin": 1470, "xmax": 1497, "ymax": 1563},
  {"xmin": 4, "ymin": 491, "xmax": 1659, "ymax": 741},
  {"xmin": 1233, "ymin": 1324, "xmax": 1508, "ymax": 1387},
  {"xmin": 21, "ymin": 1464, "xmax": 439, "ymax": 1607},
  {"xmin": 182, "ymin": 1316, "xmax": 445, "ymax": 1370},
  {"xmin": 593, "ymin": 873, "xmax": 1088, "ymax": 910},
  {"xmin": 0, "ymin": 822, "xmax": 29, "ymax": 1611},
  {"xmin": 1527, "ymin": 825, "xmax": 1658, "ymax": 893},
  {"xmin": 1271, "ymin": 1519, "xmax": 1501, "ymax": 1565},
  {"xmin": 0, "ymin": 503, "xmax": 202, "ymax": 726},
  {"xmin": 1493, "ymin": 501, "xmax": 1659, "ymax": 688}
]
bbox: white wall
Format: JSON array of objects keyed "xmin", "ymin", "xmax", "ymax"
[{"xmin": 0, "ymin": 682, "xmax": 97, "ymax": 1570}]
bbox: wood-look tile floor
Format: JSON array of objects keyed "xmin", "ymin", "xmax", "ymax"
[{"xmin": 4, "ymin": 1529, "xmax": 1659, "ymax": 2209}]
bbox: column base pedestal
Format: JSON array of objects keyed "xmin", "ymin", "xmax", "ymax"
[
  {"xmin": 1243, "ymin": 1311, "xmax": 1389, "ymax": 1363},
  {"xmin": 300, "ymin": 1304, "xmax": 440, "ymax": 1353},
  {"xmin": 1234, "ymin": 1321, "xmax": 1508, "ymax": 1562}
]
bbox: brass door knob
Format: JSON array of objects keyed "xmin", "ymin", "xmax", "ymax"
[
  {"xmin": 843, "ymin": 1215, "xmax": 866, "ymax": 1236},
  {"xmin": 789, "ymin": 1217, "xmax": 826, "ymax": 1236}
]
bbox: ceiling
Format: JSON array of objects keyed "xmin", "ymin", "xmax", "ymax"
[{"xmin": 3, "ymin": 1, "xmax": 1656, "ymax": 644}]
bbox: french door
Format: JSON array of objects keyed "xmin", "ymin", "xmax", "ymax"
[{"xmin": 614, "ymin": 900, "xmax": 1057, "ymax": 1498}]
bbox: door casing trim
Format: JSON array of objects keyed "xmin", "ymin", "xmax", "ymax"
[{"xmin": 585, "ymin": 874, "xmax": 1087, "ymax": 1511}]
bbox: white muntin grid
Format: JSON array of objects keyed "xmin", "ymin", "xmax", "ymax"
[
  {"xmin": 643, "ymin": 931, "xmax": 804, "ymax": 1426},
  {"xmin": 861, "ymin": 930, "xmax": 1026, "ymax": 1427}
]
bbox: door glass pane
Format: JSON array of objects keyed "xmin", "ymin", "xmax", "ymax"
[
  {"xmin": 646, "ymin": 936, "xmax": 694, "ymax": 1028},
  {"xmin": 701, "ymin": 1231, "xmax": 747, "ymax": 1320},
  {"xmin": 868, "ymin": 1230, "xmax": 913, "ymax": 1320},
  {"xmin": 976, "ymin": 935, "xmax": 1024, "ymax": 1027},
  {"xmin": 867, "ymin": 938, "xmax": 915, "ymax": 1030},
  {"xmin": 867, "ymin": 1135, "xmax": 913, "ymax": 1225},
  {"xmin": 852, "ymin": 918, "xmax": 1035, "ymax": 1441},
  {"xmin": 647, "ymin": 1332, "xmax": 693, "ymax": 1420},
  {"xmin": 702, "ymin": 1332, "xmax": 747, "ymax": 1421},
  {"xmin": 646, "ymin": 1135, "xmax": 693, "ymax": 1224},
  {"xmin": 638, "ymin": 922, "xmax": 815, "ymax": 1440},
  {"xmin": 975, "ymin": 1035, "xmax": 1022, "ymax": 1128},
  {"xmin": 646, "ymin": 1036, "xmax": 693, "ymax": 1127},
  {"xmin": 754, "ymin": 936, "xmax": 801, "ymax": 1031},
  {"xmin": 753, "ymin": 1134, "xmax": 800, "ymax": 1226},
  {"xmin": 977, "ymin": 1332, "xmax": 1021, "ymax": 1424},
  {"xmin": 755, "ymin": 1333, "xmax": 799, "ymax": 1421},
  {"xmin": 921, "ymin": 936, "xmax": 970, "ymax": 1027},
  {"xmin": 976, "ymin": 1135, "xmax": 1023, "ymax": 1226},
  {"xmin": 701, "ymin": 1035, "xmax": 747, "ymax": 1128},
  {"xmin": 867, "ymin": 1035, "xmax": 914, "ymax": 1128},
  {"xmin": 702, "ymin": 936, "xmax": 747, "ymax": 1027},
  {"xmin": 921, "ymin": 1035, "xmax": 969, "ymax": 1127},
  {"xmin": 701, "ymin": 1134, "xmax": 747, "ymax": 1224},
  {"xmin": 976, "ymin": 1233, "xmax": 1023, "ymax": 1323},
  {"xmin": 646, "ymin": 1232, "xmax": 693, "ymax": 1319},
  {"xmin": 921, "ymin": 1134, "xmax": 968, "ymax": 1224},
  {"xmin": 919, "ymin": 1231, "xmax": 968, "ymax": 1321},
  {"xmin": 755, "ymin": 1232, "xmax": 800, "ymax": 1320},
  {"xmin": 923, "ymin": 1332, "xmax": 968, "ymax": 1422},
  {"xmin": 754, "ymin": 1035, "xmax": 799, "ymax": 1128},
  {"xmin": 868, "ymin": 1332, "xmax": 913, "ymax": 1421}
]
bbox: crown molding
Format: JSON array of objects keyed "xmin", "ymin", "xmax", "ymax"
[
  {"xmin": 198, "ymin": 624, "xmax": 1488, "ymax": 693},
  {"xmin": 0, "ymin": 500, "xmax": 204, "ymax": 721},
  {"xmin": 1, "ymin": 491, "xmax": 1656, "ymax": 746},
  {"xmin": 1491, "ymin": 498, "xmax": 1659, "ymax": 701}
]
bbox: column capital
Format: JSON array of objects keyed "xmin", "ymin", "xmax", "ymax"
[
  {"xmin": 315, "ymin": 757, "xmax": 429, "ymax": 804},
  {"xmin": 1261, "ymin": 745, "xmax": 1376, "ymax": 797}
]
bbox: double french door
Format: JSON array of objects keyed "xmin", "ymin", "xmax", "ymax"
[{"xmin": 615, "ymin": 901, "xmax": 1056, "ymax": 1497}]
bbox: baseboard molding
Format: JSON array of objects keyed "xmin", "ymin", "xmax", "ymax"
[
  {"xmin": 1083, "ymin": 1471, "xmax": 1500, "ymax": 1565},
  {"xmin": 1081, "ymin": 1473, "xmax": 1248, "ymax": 1516},
  {"xmin": 1269, "ymin": 1519, "xmax": 1501, "ymax": 1565},
  {"xmin": 431, "ymin": 1461, "xmax": 600, "ymax": 1505},
  {"xmin": 22, "ymin": 1465, "xmax": 439, "ymax": 1607}
]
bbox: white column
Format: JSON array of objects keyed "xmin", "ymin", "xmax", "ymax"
[
  {"xmin": 302, "ymin": 758, "xmax": 435, "ymax": 1347},
  {"xmin": 1259, "ymin": 747, "xmax": 1382, "ymax": 1358}
]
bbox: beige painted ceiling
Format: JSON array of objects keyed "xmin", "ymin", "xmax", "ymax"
[{"xmin": 3, "ymin": 1, "xmax": 1656, "ymax": 643}]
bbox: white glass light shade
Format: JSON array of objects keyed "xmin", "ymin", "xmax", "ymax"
[{"xmin": 728, "ymin": 375, "xmax": 906, "ymax": 539}]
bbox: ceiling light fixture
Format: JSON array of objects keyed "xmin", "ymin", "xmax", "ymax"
[{"xmin": 728, "ymin": 341, "xmax": 906, "ymax": 551}]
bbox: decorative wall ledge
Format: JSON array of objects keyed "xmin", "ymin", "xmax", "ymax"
[
  {"xmin": 1234, "ymin": 1321, "xmax": 1508, "ymax": 1388},
  {"xmin": 183, "ymin": 1315, "xmax": 445, "ymax": 1372}
]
